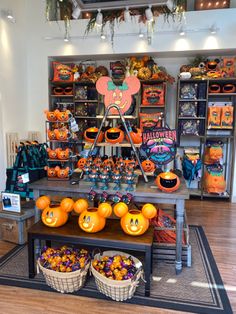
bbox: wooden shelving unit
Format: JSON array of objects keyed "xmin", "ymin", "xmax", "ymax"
[{"xmin": 176, "ymin": 78, "xmax": 236, "ymax": 200}]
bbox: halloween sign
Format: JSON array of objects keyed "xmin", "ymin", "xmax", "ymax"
[
  {"xmin": 141, "ymin": 128, "xmax": 177, "ymax": 165},
  {"xmin": 96, "ymin": 76, "xmax": 140, "ymax": 115}
]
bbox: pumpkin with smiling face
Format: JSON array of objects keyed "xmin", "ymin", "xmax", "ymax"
[
  {"xmin": 84, "ymin": 127, "xmax": 104, "ymax": 143},
  {"xmin": 105, "ymin": 127, "xmax": 124, "ymax": 144},
  {"xmin": 36, "ymin": 196, "xmax": 74, "ymax": 227},
  {"xmin": 114, "ymin": 203, "xmax": 157, "ymax": 236},
  {"xmin": 141, "ymin": 159, "xmax": 155, "ymax": 173},
  {"xmin": 155, "ymin": 171, "xmax": 180, "ymax": 193},
  {"xmin": 74, "ymin": 199, "xmax": 111, "ymax": 233}
]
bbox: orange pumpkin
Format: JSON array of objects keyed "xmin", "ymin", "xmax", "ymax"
[
  {"xmin": 97, "ymin": 202, "xmax": 112, "ymax": 218},
  {"xmin": 84, "ymin": 127, "xmax": 104, "ymax": 143},
  {"xmin": 41, "ymin": 205, "xmax": 69, "ymax": 227},
  {"xmin": 45, "ymin": 166, "xmax": 57, "ymax": 178},
  {"xmin": 141, "ymin": 160, "xmax": 155, "ymax": 173},
  {"xmin": 77, "ymin": 158, "xmax": 87, "ymax": 170},
  {"xmin": 44, "ymin": 110, "xmax": 57, "ymax": 122},
  {"xmin": 60, "ymin": 198, "xmax": 74, "ymax": 212},
  {"xmin": 78, "ymin": 207, "xmax": 107, "ymax": 233},
  {"xmin": 36, "ymin": 195, "xmax": 50, "ymax": 210},
  {"xmin": 142, "ymin": 203, "xmax": 157, "ymax": 219},
  {"xmin": 56, "ymin": 148, "xmax": 71, "ymax": 160},
  {"xmin": 204, "ymin": 168, "xmax": 226, "ymax": 194},
  {"xmin": 113, "ymin": 202, "xmax": 128, "ymax": 217},
  {"xmin": 55, "ymin": 109, "xmax": 71, "ymax": 122},
  {"xmin": 47, "ymin": 130, "xmax": 56, "ymax": 140},
  {"xmin": 155, "ymin": 172, "xmax": 180, "ymax": 193},
  {"xmin": 126, "ymin": 127, "xmax": 142, "ymax": 144},
  {"xmin": 54, "ymin": 129, "xmax": 69, "ymax": 141},
  {"xmin": 73, "ymin": 198, "xmax": 89, "ymax": 214},
  {"xmin": 103, "ymin": 157, "xmax": 115, "ymax": 168},
  {"xmin": 105, "ymin": 127, "xmax": 124, "ymax": 144},
  {"xmin": 47, "ymin": 148, "xmax": 57, "ymax": 159}
]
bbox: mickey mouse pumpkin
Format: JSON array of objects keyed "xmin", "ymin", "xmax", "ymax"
[
  {"xmin": 36, "ymin": 196, "xmax": 74, "ymax": 227},
  {"xmin": 114, "ymin": 202, "xmax": 157, "ymax": 236},
  {"xmin": 84, "ymin": 127, "xmax": 104, "ymax": 143},
  {"xmin": 74, "ymin": 199, "xmax": 112, "ymax": 233},
  {"xmin": 105, "ymin": 127, "xmax": 124, "ymax": 144}
]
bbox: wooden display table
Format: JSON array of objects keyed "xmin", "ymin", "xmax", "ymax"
[
  {"xmin": 28, "ymin": 217, "xmax": 153, "ymax": 296},
  {"xmin": 30, "ymin": 177, "xmax": 189, "ymax": 274}
]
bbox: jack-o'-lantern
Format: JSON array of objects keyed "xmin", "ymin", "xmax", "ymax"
[
  {"xmin": 126, "ymin": 127, "xmax": 142, "ymax": 144},
  {"xmin": 77, "ymin": 158, "xmax": 87, "ymax": 170},
  {"xmin": 206, "ymin": 59, "xmax": 219, "ymax": 71},
  {"xmin": 105, "ymin": 127, "xmax": 124, "ymax": 144},
  {"xmin": 47, "ymin": 148, "xmax": 57, "ymax": 159},
  {"xmin": 155, "ymin": 171, "xmax": 180, "ymax": 193},
  {"xmin": 114, "ymin": 203, "xmax": 157, "ymax": 236},
  {"xmin": 55, "ymin": 166, "xmax": 70, "ymax": 179},
  {"xmin": 84, "ymin": 127, "xmax": 104, "ymax": 143},
  {"xmin": 77, "ymin": 206, "xmax": 111, "ymax": 233},
  {"xmin": 45, "ymin": 166, "xmax": 57, "ymax": 178},
  {"xmin": 47, "ymin": 130, "xmax": 56, "ymax": 140},
  {"xmin": 54, "ymin": 129, "xmax": 69, "ymax": 141},
  {"xmin": 36, "ymin": 197, "xmax": 74, "ymax": 227},
  {"xmin": 56, "ymin": 148, "xmax": 71, "ymax": 160},
  {"xmin": 222, "ymin": 84, "xmax": 236, "ymax": 93},
  {"xmin": 44, "ymin": 110, "xmax": 57, "ymax": 122},
  {"xmin": 204, "ymin": 166, "xmax": 226, "ymax": 194},
  {"xmin": 55, "ymin": 110, "xmax": 71, "ymax": 122},
  {"xmin": 141, "ymin": 160, "xmax": 155, "ymax": 173},
  {"xmin": 103, "ymin": 157, "xmax": 115, "ymax": 168}
]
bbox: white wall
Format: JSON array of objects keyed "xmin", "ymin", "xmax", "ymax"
[
  {"xmin": 1, "ymin": 0, "xmax": 236, "ymax": 200},
  {"xmin": 0, "ymin": 0, "xmax": 28, "ymax": 190}
]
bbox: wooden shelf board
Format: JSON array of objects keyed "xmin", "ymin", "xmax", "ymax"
[
  {"xmin": 74, "ymin": 116, "xmax": 97, "ymax": 119},
  {"xmin": 208, "ymin": 93, "xmax": 236, "ymax": 96},
  {"xmin": 178, "ymin": 117, "xmax": 205, "ymax": 120},
  {"xmin": 179, "ymin": 99, "xmax": 207, "ymax": 102},
  {"xmin": 83, "ymin": 141, "xmax": 141, "ymax": 147},
  {"xmin": 74, "ymin": 100, "xmax": 98, "ymax": 103},
  {"xmin": 51, "ymin": 95, "xmax": 73, "ymax": 97},
  {"xmin": 96, "ymin": 115, "xmax": 137, "ymax": 119},
  {"xmin": 189, "ymin": 188, "xmax": 230, "ymax": 199},
  {"xmin": 140, "ymin": 105, "xmax": 165, "ymax": 108},
  {"xmin": 46, "ymin": 120, "xmax": 70, "ymax": 123}
]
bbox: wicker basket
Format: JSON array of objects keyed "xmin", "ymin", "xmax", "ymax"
[
  {"xmin": 37, "ymin": 259, "xmax": 90, "ymax": 293},
  {"xmin": 91, "ymin": 250, "xmax": 143, "ymax": 302}
]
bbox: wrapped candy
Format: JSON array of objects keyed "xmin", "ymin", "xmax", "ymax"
[{"xmin": 39, "ymin": 246, "xmax": 90, "ymax": 272}]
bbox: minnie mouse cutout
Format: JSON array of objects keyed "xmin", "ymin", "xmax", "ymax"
[{"xmin": 96, "ymin": 76, "xmax": 140, "ymax": 115}]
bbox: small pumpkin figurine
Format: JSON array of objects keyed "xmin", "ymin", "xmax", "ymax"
[
  {"xmin": 74, "ymin": 198, "xmax": 111, "ymax": 233},
  {"xmin": 47, "ymin": 129, "xmax": 56, "ymax": 140},
  {"xmin": 114, "ymin": 202, "xmax": 157, "ymax": 236},
  {"xmin": 155, "ymin": 171, "xmax": 180, "ymax": 193},
  {"xmin": 126, "ymin": 125, "xmax": 142, "ymax": 144},
  {"xmin": 47, "ymin": 148, "xmax": 57, "ymax": 159},
  {"xmin": 77, "ymin": 157, "xmax": 87, "ymax": 170},
  {"xmin": 55, "ymin": 109, "xmax": 71, "ymax": 122},
  {"xmin": 45, "ymin": 166, "xmax": 57, "ymax": 178},
  {"xmin": 105, "ymin": 127, "xmax": 124, "ymax": 144},
  {"xmin": 54, "ymin": 128, "xmax": 69, "ymax": 141},
  {"xmin": 56, "ymin": 148, "xmax": 71, "ymax": 160},
  {"xmin": 55, "ymin": 166, "xmax": 70, "ymax": 179},
  {"xmin": 84, "ymin": 127, "xmax": 104, "ymax": 143},
  {"xmin": 44, "ymin": 110, "xmax": 57, "ymax": 122},
  {"xmin": 36, "ymin": 196, "xmax": 74, "ymax": 227},
  {"xmin": 141, "ymin": 159, "xmax": 155, "ymax": 173}
]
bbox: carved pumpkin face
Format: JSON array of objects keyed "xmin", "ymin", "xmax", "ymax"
[
  {"xmin": 206, "ymin": 60, "xmax": 218, "ymax": 71},
  {"xmin": 84, "ymin": 127, "xmax": 104, "ymax": 143},
  {"xmin": 141, "ymin": 160, "xmax": 155, "ymax": 172},
  {"xmin": 41, "ymin": 205, "xmax": 69, "ymax": 227},
  {"xmin": 54, "ymin": 129, "xmax": 69, "ymax": 141},
  {"xmin": 77, "ymin": 158, "xmax": 87, "ymax": 170},
  {"xmin": 126, "ymin": 127, "xmax": 142, "ymax": 144},
  {"xmin": 120, "ymin": 210, "xmax": 149, "ymax": 236},
  {"xmin": 45, "ymin": 110, "xmax": 57, "ymax": 122},
  {"xmin": 78, "ymin": 208, "xmax": 106, "ymax": 233},
  {"xmin": 155, "ymin": 172, "xmax": 180, "ymax": 193},
  {"xmin": 55, "ymin": 110, "xmax": 71, "ymax": 122},
  {"xmin": 45, "ymin": 167, "xmax": 57, "ymax": 178},
  {"xmin": 47, "ymin": 148, "xmax": 57, "ymax": 159},
  {"xmin": 56, "ymin": 148, "xmax": 70, "ymax": 160},
  {"xmin": 47, "ymin": 130, "xmax": 56, "ymax": 140},
  {"xmin": 55, "ymin": 166, "xmax": 70, "ymax": 178},
  {"xmin": 105, "ymin": 127, "xmax": 124, "ymax": 144}
]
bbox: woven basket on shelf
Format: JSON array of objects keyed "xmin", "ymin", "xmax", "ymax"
[
  {"xmin": 91, "ymin": 250, "xmax": 143, "ymax": 302},
  {"xmin": 37, "ymin": 259, "xmax": 90, "ymax": 293}
]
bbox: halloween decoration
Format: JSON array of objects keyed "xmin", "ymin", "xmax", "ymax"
[
  {"xmin": 142, "ymin": 84, "xmax": 165, "ymax": 106},
  {"xmin": 126, "ymin": 125, "xmax": 142, "ymax": 144},
  {"xmin": 141, "ymin": 159, "xmax": 156, "ymax": 173},
  {"xmin": 97, "ymin": 202, "xmax": 112, "ymax": 218},
  {"xmin": 96, "ymin": 76, "xmax": 140, "ymax": 115},
  {"xmin": 54, "ymin": 128, "xmax": 70, "ymax": 141},
  {"xmin": 77, "ymin": 158, "xmax": 87, "ymax": 170},
  {"xmin": 56, "ymin": 148, "xmax": 71, "ymax": 160},
  {"xmin": 84, "ymin": 127, "xmax": 104, "ymax": 143},
  {"xmin": 138, "ymin": 67, "xmax": 152, "ymax": 80},
  {"xmin": 204, "ymin": 165, "xmax": 226, "ymax": 194},
  {"xmin": 105, "ymin": 127, "xmax": 124, "ymax": 144},
  {"xmin": 139, "ymin": 112, "xmax": 163, "ymax": 131},
  {"xmin": 55, "ymin": 166, "xmax": 71, "ymax": 179},
  {"xmin": 141, "ymin": 127, "xmax": 177, "ymax": 165},
  {"xmin": 204, "ymin": 141, "xmax": 223, "ymax": 164},
  {"xmin": 47, "ymin": 148, "xmax": 57, "ymax": 159},
  {"xmin": 179, "ymin": 102, "xmax": 197, "ymax": 117},
  {"xmin": 114, "ymin": 203, "xmax": 157, "ymax": 236},
  {"xmin": 209, "ymin": 84, "xmax": 221, "ymax": 94},
  {"xmin": 222, "ymin": 84, "xmax": 236, "ymax": 93},
  {"xmin": 76, "ymin": 204, "xmax": 111, "ymax": 233},
  {"xmin": 36, "ymin": 196, "xmax": 74, "ymax": 227},
  {"xmin": 45, "ymin": 166, "xmax": 57, "ymax": 178},
  {"xmin": 55, "ymin": 109, "xmax": 71, "ymax": 122},
  {"xmin": 111, "ymin": 168, "xmax": 122, "ymax": 191},
  {"xmin": 123, "ymin": 168, "xmax": 136, "ymax": 192},
  {"xmin": 182, "ymin": 151, "xmax": 201, "ymax": 186},
  {"xmin": 99, "ymin": 169, "xmax": 110, "ymax": 190},
  {"xmin": 45, "ymin": 110, "xmax": 58, "ymax": 122},
  {"xmin": 155, "ymin": 171, "xmax": 180, "ymax": 193},
  {"xmin": 180, "ymin": 83, "xmax": 197, "ymax": 99},
  {"xmin": 89, "ymin": 167, "xmax": 99, "ymax": 189},
  {"xmin": 47, "ymin": 130, "xmax": 56, "ymax": 140},
  {"xmin": 221, "ymin": 105, "xmax": 234, "ymax": 129},
  {"xmin": 73, "ymin": 198, "xmax": 89, "ymax": 214},
  {"xmin": 207, "ymin": 106, "xmax": 221, "ymax": 129},
  {"xmin": 52, "ymin": 62, "xmax": 73, "ymax": 82}
]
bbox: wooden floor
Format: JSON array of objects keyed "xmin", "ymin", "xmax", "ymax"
[{"xmin": 0, "ymin": 199, "xmax": 235, "ymax": 314}]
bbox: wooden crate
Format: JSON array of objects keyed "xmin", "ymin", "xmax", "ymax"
[{"xmin": 0, "ymin": 209, "xmax": 35, "ymax": 244}]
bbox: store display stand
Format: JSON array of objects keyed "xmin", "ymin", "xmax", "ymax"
[{"xmin": 87, "ymin": 103, "xmax": 148, "ymax": 183}]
